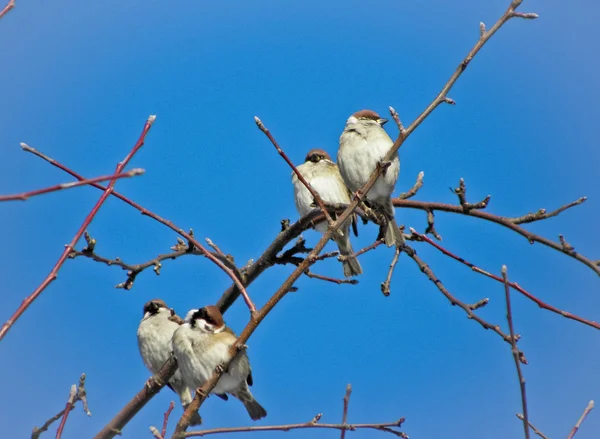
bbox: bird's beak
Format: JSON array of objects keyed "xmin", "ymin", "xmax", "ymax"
[{"xmin": 378, "ymin": 118, "xmax": 388, "ymax": 126}]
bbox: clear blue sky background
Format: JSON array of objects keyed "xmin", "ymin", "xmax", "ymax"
[{"xmin": 1, "ymin": 0, "xmax": 599, "ymax": 438}]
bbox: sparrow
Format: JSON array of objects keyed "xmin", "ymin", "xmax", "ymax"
[
  {"xmin": 337, "ymin": 109, "xmax": 403, "ymax": 247},
  {"xmin": 171, "ymin": 305, "xmax": 267, "ymax": 421},
  {"xmin": 292, "ymin": 148, "xmax": 362, "ymax": 277},
  {"xmin": 137, "ymin": 299, "xmax": 202, "ymax": 426}
]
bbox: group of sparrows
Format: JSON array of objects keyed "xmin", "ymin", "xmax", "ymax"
[
  {"xmin": 136, "ymin": 109, "xmax": 400, "ymax": 423},
  {"xmin": 293, "ymin": 108, "xmax": 402, "ymax": 277}
]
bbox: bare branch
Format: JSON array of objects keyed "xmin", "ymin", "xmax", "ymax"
[
  {"xmin": 340, "ymin": 384, "xmax": 352, "ymax": 439},
  {"xmin": 0, "ymin": 0, "xmax": 14, "ymax": 20},
  {"xmin": 451, "ymin": 178, "xmax": 491, "ymax": 211},
  {"xmin": 411, "ymin": 229, "xmax": 600, "ymax": 330},
  {"xmin": 183, "ymin": 418, "xmax": 407, "ymax": 437},
  {"xmin": 515, "ymin": 414, "xmax": 549, "ymax": 439},
  {"xmin": 394, "ymin": 198, "xmax": 599, "ymax": 276},
  {"xmin": 0, "ymin": 115, "xmax": 156, "ymax": 342},
  {"xmin": 31, "ymin": 374, "xmax": 90, "ymax": 439},
  {"xmin": 0, "ymin": 166, "xmax": 144, "ymax": 202},
  {"xmin": 55, "ymin": 385, "xmax": 77, "ymax": 439},
  {"xmin": 566, "ymin": 400, "xmax": 595, "ymax": 439},
  {"xmin": 405, "ymin": 245, "xmax": 526, "ymax": 361},
  {"xmin": 398, "ymin": 171, "xmax": 424, "ymax": 200},
  {"xmin": 381, "ymin": 246, "xmax": 401, "ymax": 296},
  {"xmin": 508, "ymin": 197, "xmax": 586, "ymax": 224},
  {"xmin": 502, "ymin": 266, "xmax": 529, "ymax": 439}
]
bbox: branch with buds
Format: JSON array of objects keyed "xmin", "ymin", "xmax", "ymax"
[
  {"xmin": 0, "ymin": 0, "xmax": 14, "ymax": 20},
  {"xmin": 32, "ymin": 374, "xmax": 91, "ymax": 439},
  {"xmin": 182, "ymin": 385, "xmax": 406, "ymax": 438}
]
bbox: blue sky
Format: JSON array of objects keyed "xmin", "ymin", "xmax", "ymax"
[{"xmin": 1, "ymin": 0, "xmax": 599, "ymax": 438}]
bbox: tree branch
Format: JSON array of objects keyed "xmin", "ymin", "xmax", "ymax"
[
  {"xmin": 410, "ymin": 229, "xmax": 600, "ymax": 330},
  {"xmin": 394, "ymin": 199, "xmax": 598, "ymax": 276},
  {"xmin": 515, "ymin": 414, "xmax": 549, "ymax": 439},
  {"xmin": 566, "ymin": 400, "xmax": 595, "ymax": 439},
  {"xmin": 503, "ymin": 266, "xmax": 529, "ymax": 439},
  {"xmin": 0, "ymin": 115, "xmax": 156, "ymax": 342},
  {"xmin": 0, "ymin": 167, "xmax": 144, "ymax": 202},
  {"xmin": 0, "ymin": 0, "xmax": 14, "ymax": 20},
  {"xmin": 405, "ymin": 245, "xmax": 523, "ymax": 360}
]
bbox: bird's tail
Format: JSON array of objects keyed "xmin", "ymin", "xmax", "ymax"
[
  {"xmin": 182, "ymin": 403, "xmax": 203, "ymax": 426},
  {"xmin": 232, "ymin": 386, "xmax": 267, "ymax": 421},
  {"xmin": 381, "ymin": 199, "xmax": 404, "ymax": 247},
  {"xmin": 334, "ymin": 228, "xmax": 362, "ymax": 277}
]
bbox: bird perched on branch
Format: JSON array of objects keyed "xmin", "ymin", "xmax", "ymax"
[
  {"xmin": 137, "ymin": 299, "xmax": 202, "ymax": 426},
  {"xmin": 292, "ymin": 148, "xmax": 362, "ymax": 277},
  {"xmin": 172, "ymin": 305, "xmax": 267, "ymax": 421},
  {"xmin": 337, "ymin": 109, "xmax": 403, "ymax": 247}
]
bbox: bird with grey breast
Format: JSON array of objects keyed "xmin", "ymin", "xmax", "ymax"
[
  {"xmin": 137, "ymin": 299, "xmax": 202, "ymax": 426},
  {"xmin": 292, "ymin": 148, "xmax": 362, "ymax": 277},
  {"xmin": 337, "ymin": 109, "xmax": 403, "ymax": 247},
  {"xmin": 171, "ymin": 305, "xmax": 267, "ymax": 421}
]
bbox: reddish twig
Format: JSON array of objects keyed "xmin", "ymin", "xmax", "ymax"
[
  {"xmin": 304, "ymin": 270, "xmax": 358, "ymax": 285},
  {"xmin": 0, "ymin": 0, "xmax": 14, "ymax": 19},
  {"xmin": 503, "ymin": 266, "xmax": 529, "ymax": 439},
  {"xmin": 20, "ymin": 144, "xmax": 255, "ymax": 314},
  {"xmin": 162, "ymin": 402, "xmax": 176, "ymax": 439},
  {"xmin": 0, "ymin": 115, "xmax": 156, "ymax": 341},
  {"xmin": 411, "ymin": 229, "xmax": 600, "ymax": 330},
  {"xmin": 0, "ymin": 166, "xmax": 144, "ymax": 202},
  {"xmin": 32, "ymin": 374, "xmax": 90, "ymax": 439},
  {"xmin": 566, "ymin": 400, "xmax": 595, "ymax": 439},
  {"xmin": 340, "ymin": 384, "xmax": 352, "ymax": 439},
  {"xmin": 55, "ymin": 385, "xmax": 77, "ymax": 439},
  {"xmin": 515, "ymin": 414, "xmax": 549, "ymax": 439},
  {"xmin": 381, "ymin": 246, "xmax": 401, "ymax": 296},
  {"xmin": 254, "ymin": 116, "xmax": 334, "ymax": 227}
]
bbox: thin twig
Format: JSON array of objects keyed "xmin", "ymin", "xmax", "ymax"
[
  {"xmin": 451, "ymin": 178, "xmax": 491, "ymax": 211},
  {"xmin": 304, "ymin": 270, "xmax": 358, "ymax": 285},
  {"xmin": 184, "ymin": 418, "xmax": 407, "ymax": 437},
  {"xmin": 515, "ymin": 414, "xmax": 549, "ymax": 439},
  {"xmin": 405, "ymin": 246, "xmax": 526, "ymax": 361},
  {"xmin": 566, "ymin": 400, "xmax": 595, "ymax": 439},
  {"xmin": 381, "ymin": 246, "xmax": 401, "ymax": 296},
  {"xmin": 503, "ymin": 266, "xmax": 529, "ymax": 439},
  {"xmin": 340, "ymin": 384, "xmax": 352, "ymax": 439},
  {"xmin": 398, "ymin": 172, "xmax": 424, "ymax": 200},
  {"xmin": 0, "ymin": 167, "xmax": 144, "ymax": 202},
  {"xmin": 68, "ymin": 232, "xmax": 218, "ymax": 290},
  {"xmin": 162, "ymin": 402, "xmax": 176, "ymax": 439},
  {"xmin": 508, "ymin": 197, "xmax": 587, "ymax": 224},
  {"xmin": 0, "ymin": 115, "xmax": 156, "ymax": 342},
  {"xmin": 411, "ymin": 229, "xmax": 600, "ymax": 330},
  {"xmin": 32, "ymin": 374, "xmax": 90, "ymax": 439},
  {"xmin": 55, "ymin": 385, "xmax": 77, "ymax": 439},
  {"xmin": 0, "ymin": 0, "xmax": 14, "ymax": 19}
]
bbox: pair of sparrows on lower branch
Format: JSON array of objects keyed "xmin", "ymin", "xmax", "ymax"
[
  {"xmin": 292, "ymin": 109, "xmax": 403, "ymax": 277},
  {"xmin": 137, "ymin": 299, "xmax": 267, "ymax": 425}
]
